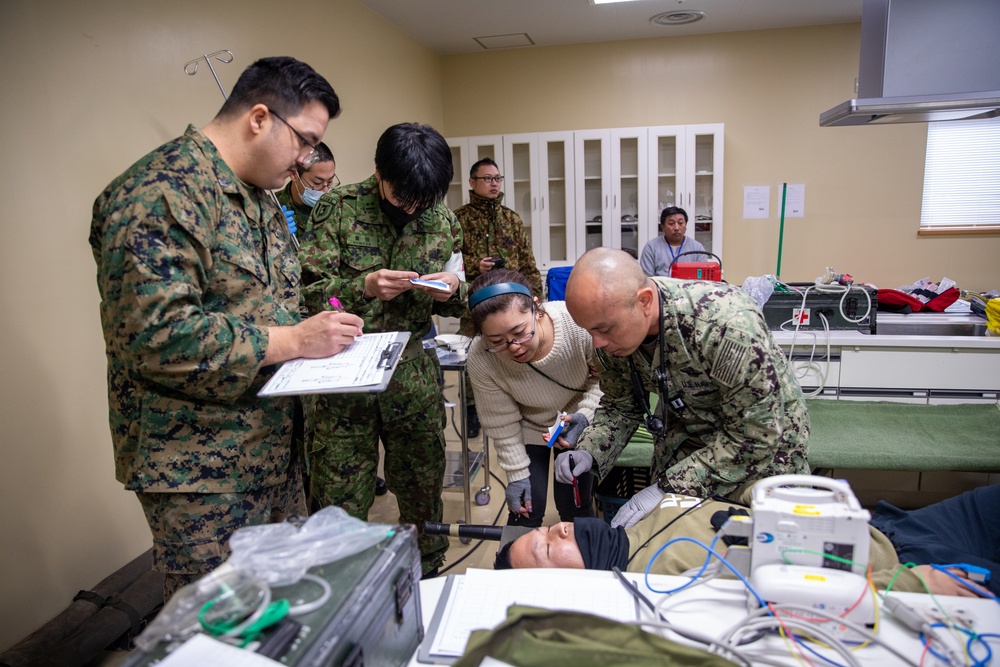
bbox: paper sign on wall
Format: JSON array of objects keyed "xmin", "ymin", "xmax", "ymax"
[
  {"xmin": 743, "ymin": 185, "xmax": 770, "ymax": 218},
  {"xmin": 785, "ymin": 184, "xmax": 805, "ymax": 218}
]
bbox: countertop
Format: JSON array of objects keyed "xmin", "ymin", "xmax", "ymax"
[{"xmin": 771, "ymin": 312, "xmax": 999, "ymax": 349}]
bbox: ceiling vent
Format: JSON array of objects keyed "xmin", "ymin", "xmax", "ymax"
[
  {"xmin": 650, "ymin": 11, "xmax": 706, "ymax": 26},
  {"xmin": 473, "ymin": 33, "xmax": 535, "ymax": 50}
]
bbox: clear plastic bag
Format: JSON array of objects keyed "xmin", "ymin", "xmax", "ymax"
[
  {"xmin": 741, "ymin": 275, "xmax": 776, "ymax": 309},
  {"xmin": 134, "ymin": 565, "xmax": 267, "ymax": 651},
  {"xmin": 227, "ymin": 506, "xmax": 393, "ymax": 586},
  {"xmin": 134, "ymin": 508, "xmax": 393, "ymax": 651}
]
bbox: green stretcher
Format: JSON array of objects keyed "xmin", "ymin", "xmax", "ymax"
[{"xmin": 610, "ymin": 400, "xmax": 1000, "ymax": 474}]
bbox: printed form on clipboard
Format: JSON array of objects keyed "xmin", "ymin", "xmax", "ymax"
[{"xmin": 257, "ymin": 331, "xmax": 410, "ymax": 397}]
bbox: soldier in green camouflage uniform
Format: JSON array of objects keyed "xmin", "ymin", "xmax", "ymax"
[
  {"xmin": 298, "ymin": 123, "xmax": 467, "ymax": 575},
  {"xmin": 556, "ymin": 248, "xmax": 809, "ymax": 521},
  {"xmin": 275, "ymin": 141, "xmax": 337, "ymax": 233},
  {"xmin": 454, "ymin": 157, "xmax": 542, "ymax": 435},
  {"xmin": 89, "ymin": 58, "xmax": 361, "ymax": 599},
  {"xmin": 454, "ymin": 157, "xmax": 542, "ymax": 301}
]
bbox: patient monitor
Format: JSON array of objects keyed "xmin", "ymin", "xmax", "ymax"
[{"xmin": 735, "ymin": 475, "xmax": 876, "ymax": 626}]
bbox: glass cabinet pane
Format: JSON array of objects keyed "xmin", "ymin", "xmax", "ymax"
[
  {"xmin": 446, "ymin": 144, "xmax": 464, "ymax": 211},
  {"xmin": 508, "ymin": 140, "xmax": 533, "ymax": 241},
  {"xmin": 545, "ymin": 140, "xmax": 567, "ymax": 262},
  {"xmin": 618, "ymin": 136, "xmax": 639, "ymax": 258},
  {"xmin": 656, "ymin": 135, "xmax": 678, "ymax": 213},
  {"xmin": 693, "ymin": 133, "xmax": 715, "ymax": 252},
  {"xmin": 583, "ymin": 139, "xmax": 604, "ymax": 252}
]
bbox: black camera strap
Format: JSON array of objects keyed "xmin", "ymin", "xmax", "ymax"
[{"xmin": 526, "ymin": 362, "xmax": 589, "ymax": 394}]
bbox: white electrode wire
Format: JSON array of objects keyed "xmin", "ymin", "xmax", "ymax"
[
  {"xmin": 286, "ymin": 573, "xmax": 332, "ymax": 616},
  {"xmin": 679, "ymin": 560, "xmax": 724, "ymax": 579},
  {"xmin": 627, "ymin": 618, "xmax": 755, "ymax": 667},
  {"xmin": 793, "ymin": 314, "xmax": 831, "ymax": 399},
  {"xmin": 811, "ymin": 282, "xmax": 873, "ymax": 325},
  {"xmin": 724, "ymin": 617, "xmax": 862, "ymax": 667},
  {"xmin": 783, "ymin": 285, "xmax": 833, "ymax": 398},
  {"xmin": 651, "ymin": 566, "xmax": 722, "ymax": 609},
  {"xmin": 840, "ymin": 284, "xmax": 873, "ymax": 324},
  {"xmin": 653, "ymin": 589, "xmax": 750, "ymax": 623},
  {"xmin": 733, "ymin": 603, "xmax": 921, "ymax": 667}
]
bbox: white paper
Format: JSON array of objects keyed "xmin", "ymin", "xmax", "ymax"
[
  {"xmin": 158, "ymin": 633, "xmax": 282, "ymax": 666},
  {"xmin": 258, "ymin": 332, "xmax": 402, "ymax": 396},
  {"xmin": 783, "ymin": 183, "xmax": 805, "ymax": 218},
  {"xmin": 427, "ymin": 569, "xmax": 638, "ymax": 658},
  {"xmin": 410, "ymin": 278, "xmax": 450, "ymax": 291},
  {"xmin": 743, "ymin": 185, "xmax": 771, "ymax": 218}
]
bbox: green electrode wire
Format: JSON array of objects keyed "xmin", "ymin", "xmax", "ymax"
[{"xmin": 776, "ymin": 182, "xmax": 787, "ymax": 278}]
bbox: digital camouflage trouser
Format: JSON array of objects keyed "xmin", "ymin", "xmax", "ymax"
[
  {"xmin": 307, "ymin": 350, "xmax": 449, "ymax": 574},
  {"xmin": 137, "ymin": 460, "xmax": 306, "ymax": 601}
]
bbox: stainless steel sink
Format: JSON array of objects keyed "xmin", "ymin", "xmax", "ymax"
[{"xmin": 876, "ymin": 321, "xmax": 988, "ymax": 336}]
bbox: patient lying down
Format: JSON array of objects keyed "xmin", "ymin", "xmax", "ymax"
[{"xmin": 494, "ymin": 483, "xmax": 998, "ymax": 599}]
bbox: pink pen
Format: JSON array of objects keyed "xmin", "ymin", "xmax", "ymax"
[{"xmin": 330, "ymin": 297, "xmax": 362, "ymax": 339}]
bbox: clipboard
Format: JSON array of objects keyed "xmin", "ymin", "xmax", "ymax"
[
  {"xmin": 257, "ymin": 331, "xmax": 410, "ymax": 396},
  {"xmin": 417, "ymin": 575, "xmax": 459, "ymax": 665}
]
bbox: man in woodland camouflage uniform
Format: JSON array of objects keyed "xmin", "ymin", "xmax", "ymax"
[
  {"xmin": 275, "ymin": 140, "xmax": 338, "ymax": 233},
  {"xmin": 453, "ymin": 157, "xmax": 542, "ymax": 437},
  {"xmin": 298, "ymin": 123, "xmax": 466, "ymax": 576},
  {"xmin": 90, "ymin": 57, "xmax": 362, "ymax": 599},
  {"xmin": 555, "ymin": 248, "xmax": 810, "ymax": 528}
]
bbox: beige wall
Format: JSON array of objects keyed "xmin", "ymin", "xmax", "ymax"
[
  {"xmin": 0, "ymin": 0, "xmax": 443, "ymax": 650},
  {"xmin": 441, "ymin": 25, "xmax": 1000, "ymax": 289},
  {"xmin": 2, "ymin": 3, "xmax": 998, "ymax": 653}
]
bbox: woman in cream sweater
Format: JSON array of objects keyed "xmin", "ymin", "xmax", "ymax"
[{"xmin": 466, "ymin": 269, "xmax": 602, "ymax": 527}]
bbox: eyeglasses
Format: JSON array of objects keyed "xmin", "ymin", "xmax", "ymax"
[
  {"xmin": 484, "ymin": 310, "xmax": 537, "ymax": 354},
  {"xmin": 300, "ymin": 172, "xmax": 341, "ymax": 191},
  {"xmin": 472, "ymin": 175, "xmax": 504, "ymax": 184},
  {"xmin": 271, "ymin": 110, "xmax": 321, "ymax": 166}
]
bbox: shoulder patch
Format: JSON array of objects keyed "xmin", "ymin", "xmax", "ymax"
[{"xmin": 710, "ymin": 335, "xmax": 750, "ymax": 387}]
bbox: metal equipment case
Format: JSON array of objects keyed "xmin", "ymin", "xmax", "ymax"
[
  {"xmin": 125, "ymin": 525, "xmax": 423, "ymax": 667},
  {"xmin": 762, "ymin": 283, "xmax": 877, "ymax": 334}
]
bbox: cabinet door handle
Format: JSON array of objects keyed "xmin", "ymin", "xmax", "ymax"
[
  {"xmin": 604, "ymin": 195, "xmax": 608, "ymax": 208},
  {"xmin": 533, "ymin": 197, "xmax": 537, "ymax": 211},
  {"xmin": 613, "ymin": 194, "xmax": 617, "ymax": 208},
  {"xmin": 541, "ymin": 197, "xmax": 545, "ymax": 211}
]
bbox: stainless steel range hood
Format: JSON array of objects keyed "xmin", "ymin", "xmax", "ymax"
[{"xmin": 820, "ymin": 0, "xmax": 1000, "ymax": 127}]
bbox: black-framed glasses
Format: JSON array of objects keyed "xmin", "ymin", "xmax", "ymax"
[
  {"xmin": 473, "ymin": 175, "xmax": 504, "ymax": 184},
  {"xmin": 271, "ymin": 110, "xmax": 320, "ymax": 166},
  {"xmin": 484, "ymin": 308, "xmax": 537, "ymax": 354}
]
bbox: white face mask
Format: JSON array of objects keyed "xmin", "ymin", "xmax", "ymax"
[{"xmin": 295, "ymin": 176, "xmax": 324, "ymax": 208}]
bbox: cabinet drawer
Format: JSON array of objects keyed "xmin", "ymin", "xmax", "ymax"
[{"xmin": 840, "ymin": 348, "xmax": 1000, "ymax": 391}]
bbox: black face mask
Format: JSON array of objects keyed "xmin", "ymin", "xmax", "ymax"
[
  {"xmin": 378, "ymin": 181, "xmax": 426, "ymax": 226},
  {"xmin": 379, "ymin": 197, "xmax": 424, "ymax": 226},
  {"xmin": 573, "ymin": 518, "xmax": 630, "ymax": 571}
]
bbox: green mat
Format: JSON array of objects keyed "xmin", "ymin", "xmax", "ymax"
[
  {"xmin": 612, "ymin": 400, "xmax": 1000, "ymax": 472},
  {"xmin": 806, "ymin": 400, "xmax": 1000, "ymax": 471}
]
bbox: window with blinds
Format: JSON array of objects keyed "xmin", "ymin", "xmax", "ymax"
[{"xmin": 920, "ymin": 117, "xmax": 1000, "ymax": 233}]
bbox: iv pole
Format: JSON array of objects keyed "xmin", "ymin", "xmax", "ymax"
[
  {"xmin": 183, "ymin": 50, "xmax": 234, "ymax": 98},
  {"xmin": 183, "ymin": 50, "xmax": 301, "ymax": 251}
]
